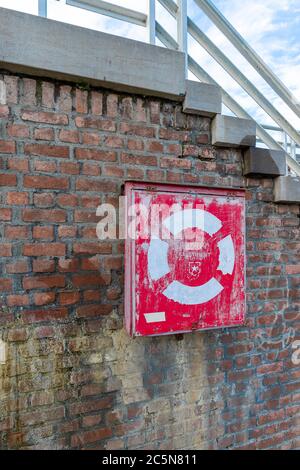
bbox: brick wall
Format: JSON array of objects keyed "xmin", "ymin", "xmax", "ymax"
[{"xmin": 0, "ymin": 72, "xmax": 299, "ymax": 449}]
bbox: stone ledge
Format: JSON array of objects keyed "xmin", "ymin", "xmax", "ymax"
[
  {"xmin": 0, "ymin": 7, "xmax": 185, "ymax": 99},
  {"xmin": 183, "ymin": 80, "xmax": 222, "ymax": 117},
  {"xmin": 212, "ymin": 115, "xmax": 256, "ymax": 148},
  {"xmin": 243, "ymin": 147, "xmax": 286, "ymax": 177},
  {"xmin": 274, "ymin": 175, "xmax": 300, "ymax": 203}
]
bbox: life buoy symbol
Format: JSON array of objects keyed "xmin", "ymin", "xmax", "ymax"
[{"xmin": 147, "ymin": 209, "xmax": 235, "ymax": 306}]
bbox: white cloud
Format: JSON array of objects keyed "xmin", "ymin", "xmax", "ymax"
[{"xmin": 0, "ymin": 0, "xmax": 37, "ymax": 14}]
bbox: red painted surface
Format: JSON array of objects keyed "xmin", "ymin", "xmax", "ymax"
[{"xmin": 125, "ymin": 183, "xmax": 246, "ymax": 337}]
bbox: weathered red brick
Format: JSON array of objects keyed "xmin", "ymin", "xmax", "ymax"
[
  {"xmin": 82, "ymin": 131, "xmax": 101, "ymax": 145},
  {"xmin": 146, "ymin": 141, "xmax": 164, "ymax": 153},
  {"xmin": 75, "ymin": 178, "xmax": 117, "ymax": 192},
  {"xmin": 0, "ymin": 278, "xmax": 13, "ymax": 291},
  {"xmin": 7, "ymin": 158, "xmax": 29, "ymax": 172},
  {"xmin": 286, "ymin": 265, "xmax": 300, "ymax": 275},
  {"xmin": 71, "ymin": 428, "xmax": 112, "ymax": 447},
  {"xmin": 24, "ymin": 143, "xmax": 69, "ymax": 159},
  {"xmin": 22, "ymin": 209, "xmax": 66, "ymax": 223},
  {"xmin": 60, "ymin": 161, "xmax": 80, "ymax": 175},
  {"xmin": 57, "ymin": 194, "xmax": 78, "ymax": 207},
  {"xmin": 33, "ymin": 193, "xmax": 55, "ymax": 208},
  {"xmin": 0, "ymin": 140, "xmax": 16, "ymax": 153},
  {"xmin": 69, "ymin": 397, "xmax": 113, "ymax": 416},
  {"xmin": 120, "ymin": 122, "xmax": 155, "ymax": 137},
  {"xmin": 59, "ymin": 129, "xmax": 80, "ymax": 143},
  {"xmin": 33, "ymin": 160, "xmax": 57, "ymax": 173},
  {"xmin": 6, "ymin": 192, "xmax": 29, "ymax": 205},
  {"xmin": 58, "ymin": 225, "xmax": 77, "ymax": 238},
  {"xmin": 4, "ymin": 76, "xmax": 18, "ymax": 104},
  {"xmin": 73, "ymin": 242, "xmax": 111, "ymax": 255},
  {"xmin": 21, "ymin": 110, "xmax": 68, "ymax": 125},
  {"xmin": 75, "ymin": 89, "xmax": 88, "ymax": 113},
  {"xmin": 82, "ymin": 162, "xmax": 101, "ymax": 177},
  {"xmin": 127, "ymin": 138, "xmax": 144, "ymax": 151},
  {"xmin": 21, "ymin": 78, "xmax": 36, "ymax": 105},
  {"xmin": 7, "ymin": 124, "xmax": 29, "ymax": 138},
  {"xmin": 32, "ymin": 259, "xmax": 55, "ymax": 273},
  {"xmin": 59, "ymin": 292, "xmax": 80, "ymax": 305},
  {"xmin": 80, "ymin": 257, "xmax": 100, "ymax": 271},
  {"xmin": 24, "ymin": 175, "xmax": 68, "ymax": 190},
  {"xmin": 0, "ymin": 243, "xmax": 12, "ymax": 256},
  {"xmin": 23, "ymin": 275, "xmax": 65, "ymax": 290},
  {"xmin": 74, "ymin": 210, "xmax": 100, "ymax": 224},
  {"xmin": 7, "ymin": 294, "xmax": 30, "ymax": 307},
  {"xmin": 106, "ymin": 94, "xmax": 118, "ymax": 117},
  {"xmin": 32, "ymin": 226, "xmax": 54, "ymax": 240},
  {"xmin": 34, "ymin": 127, "xmax": 55, "ymax": 141},
  {"xmin": 104, "ymin": 135, "xmax": 124, "ymax": 148},
  {"xmin": 91, "ymin": 91, "xmax": 103, "ymax": 115},
  {"xmin": 160, "ymin": 156, "xmax": 192, "ymax": 169},
  {"xmin": 0, "ymin": 105, "xmax": 9, "ymax": 118},
  {"xmin": 121, "ymin": 152, "xmax": 157, "ymax": 166},
  {"xmin": 102, "ymin": 165, "xmax": 124, "ymax": 178},
  {"xmin": 58, "ymin": 258, "xmax": 79, "ymax": 272},
  {"xmin": 75, "ymin": 148, "xmax": 116, "ymax": 162},
  {"xmin": 58, "ymin": 85, "xmax": 72, "ymax": 112},
  {"xmin": 42, "ymin": 82, "xmax": 55, "ymax": 108},
  {"xmin": 72, "ymin": 273, "xmax": 110, "ymax": 288},
  {"xmin": 34, "ymin": 292, "xmax": 56, "ymax": 306},
  {"xmin": 103, "ymin": 256, "xmax": 123, "ymax": 270},
  {"xmin": 5, "ymin": 226, "xmax": 29, "ymax": 239},
  {"xmin": 23, "ymin": 243, "xmax": 66, "ymax": 257},
  {"xmin": 83, "ymin": 290, "xmax": 101, "ymax": 302},
  {"xmin": 7, "ymin": 328, "xmax": 28, "ymax": 342},
  {"xmin": 6, "ymin": 260, "xmax": 29, "ymax": 274},
  {"xmin": 24, "ymin": 308, "xmax": 68, "ymax": 323},
  {"xmin": 126, "ymin": 168, "xmax": 144, "ymax": 179},
  {"xmin": 75, "ymin": 116, "xmax": 116, "ymax": 131},
  {"xmin": 76, "ymin": 304, "xmax": 112, "ymax": 318}
]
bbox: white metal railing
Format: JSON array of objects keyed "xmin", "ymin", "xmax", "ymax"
[
  {"xmin": 66, "ymin": 0, "xmax": 147, "ymax": 26},
  {"xmin": 194, "ymin": 0, "xmax": 300, "ymax": 120},
  {"xmin": 38, "ymin": 0, "xmax": 47, "ymax": 17},
  {"xmin": 35, "ymin": 0, "xmax": 300, "ymax": 175},
  {"xmin": 261, "ymin": 125, "xmax": 300, "ymax": 161}
]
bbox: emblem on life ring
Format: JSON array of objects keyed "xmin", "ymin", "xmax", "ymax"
[{"xmin": 147, "ymin": 209, "xmax": 235, "ymax": 306}]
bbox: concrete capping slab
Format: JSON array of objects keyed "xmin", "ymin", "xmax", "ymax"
[
  {"xmin": 0, "ymin": 7, "xmax": 186, "ymax": 99},
  {"xmin": 212, "ymin": 115, "xmax": 256, "ymax": 148},
  {"xmin": 183, "ymin": 80, "xmax": 222, "ymax": 117},
  {"xmin": 243, "ymin": 147, "xmax": 286, "ymax": 177},
  {"xmin": 274, "ymin": 175, "xmax": 300, "ymax": 203}
]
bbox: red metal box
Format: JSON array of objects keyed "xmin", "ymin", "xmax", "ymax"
[{"xmin": 124, "ymin": 182, "xmax": 245, "ymax": 337}]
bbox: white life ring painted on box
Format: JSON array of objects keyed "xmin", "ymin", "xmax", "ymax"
[{"xmin": 147, "ymin": 209, "xmax": 235, "ymax": 306}]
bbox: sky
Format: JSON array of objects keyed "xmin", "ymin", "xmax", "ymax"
[{"xmin": 1, "ymin": 0, "xmax": 300, "ymax": 138}]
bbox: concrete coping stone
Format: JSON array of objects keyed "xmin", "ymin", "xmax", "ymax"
[
  {"xmin": 212, "ymin": 114, "xmax": 256, "ymax": 148},
  {"xmin": 274, "ymin": 175, "xmax": 300, "ymax": 203},
  {"xmin": 0, "ymin": 7, "xmax": 186, "ymax": 100},
  {"xmin": 183, "ymin": 80, "xmax": 222, "ymax": 117},
  {"xmin": 243, "ymin": 147, "xmax": 286, "ymax": 177}
]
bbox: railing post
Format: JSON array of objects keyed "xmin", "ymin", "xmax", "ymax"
[
  {"xmin": 147, "ymin": 0, "xmax": 156, "ymax": 45},
  {"xmin": 38, "ymin": 0, "xmax": 47, "ymax": 17},
  {"xmin": 291, "ymin": 139, "xmax": 297, "ymax": 160},
  {"xmin": 282, "ymin": 131, "xmax": 288, "ymax": 152},
  {"xmin": 177, "ymin": 0, "xmax": 188, "ymax": 76}
]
